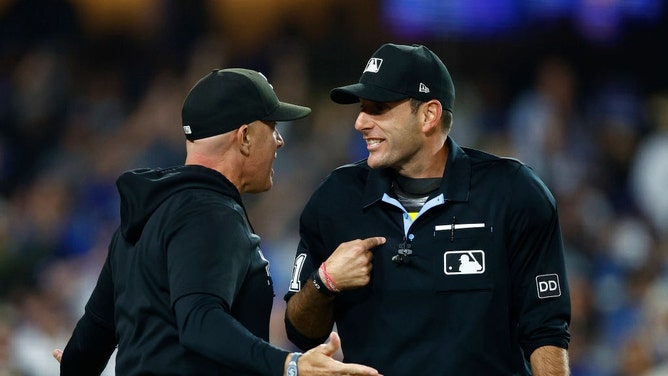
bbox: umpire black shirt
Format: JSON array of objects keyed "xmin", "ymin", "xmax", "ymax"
[{"xmin": 285, "ymin": 137, "xmax": 571, "ymax": 375}]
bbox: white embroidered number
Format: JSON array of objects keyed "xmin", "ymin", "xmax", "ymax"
[{"xmin": 289, "ymin": 253, "xmax": 307, "ymax": 292}]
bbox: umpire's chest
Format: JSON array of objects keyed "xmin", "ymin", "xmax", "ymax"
[{"xmin": 328, "ymin": 197, "xmax": 507, "ymax": 294}]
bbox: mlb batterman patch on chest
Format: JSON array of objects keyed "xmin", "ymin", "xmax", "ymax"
[{"xmin": 443, "ymin": 250, "xmax": 485, "ymax": 275}]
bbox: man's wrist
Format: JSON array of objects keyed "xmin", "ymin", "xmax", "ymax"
[
  {"xmin": 319, "ymin": 262, "xmax": 340, "ymax": 293},
  {"xmin": 311, "ymin": 269, "xmax": 337, "ymax": 296},
  {"xmin": 286, "ymin": 352, "xmax": 301, "ymax": 376}
]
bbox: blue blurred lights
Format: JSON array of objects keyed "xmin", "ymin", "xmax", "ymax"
[{"xmin": 382, "ymin": 0, "xmax": 662, "ymax": 42}]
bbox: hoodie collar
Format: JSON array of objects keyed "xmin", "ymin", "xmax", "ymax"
[{"xmin": 116, "ymin": 165, "xmax": 242, "ymax": 244}]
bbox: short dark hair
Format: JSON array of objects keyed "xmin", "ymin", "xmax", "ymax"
[{"xmin": 409, "ymin": 98, "xmax": 453, "ymax": 133}]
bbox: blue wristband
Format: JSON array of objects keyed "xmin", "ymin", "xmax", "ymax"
[{"xmin": 287, "ymin": 352, "xmax": 301, "ymax": 376}]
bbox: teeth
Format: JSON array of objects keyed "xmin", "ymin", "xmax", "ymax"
[{"xmin": 367, "ymin": 139, "xmax": 381, "ymax": 146}]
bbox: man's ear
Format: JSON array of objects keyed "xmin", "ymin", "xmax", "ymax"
[
  {"xmin": 237, "ymin": 124, "xmax": 251, "ymax": 156},
  {"xmin": 421, "ymin": 99, "xmax": 443, "ymax": 134}
]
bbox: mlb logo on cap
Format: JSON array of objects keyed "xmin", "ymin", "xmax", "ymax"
[{"xmin": 364, "ymin": 58, "xmax": 383, "ymax": 73}]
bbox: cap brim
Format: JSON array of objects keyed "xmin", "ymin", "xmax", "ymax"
[
  {"xmin": 330, "ymin": 83, "xmax": 409, "ymax": 104},
  {"xmin": 263, "ymin": 102, "xmax": 311, "ymax": 122}
]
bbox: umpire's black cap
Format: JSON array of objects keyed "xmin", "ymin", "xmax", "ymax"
[
  {"xmin": 330, "ymin": 43, "xmax": 455, "ymax": 112},
  {"xmin": 181, "ymin": 68, "xmax": 311, "ymax": 141}
]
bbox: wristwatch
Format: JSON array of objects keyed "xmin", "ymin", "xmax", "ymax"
[{"xmin": 287, "ymin": 352, "xmax": 302, "ymax": 376}]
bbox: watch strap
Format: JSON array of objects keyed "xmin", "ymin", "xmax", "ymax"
[{"xmin": 286, "ymin": 352, "xmax": 302, "ymax": 376}]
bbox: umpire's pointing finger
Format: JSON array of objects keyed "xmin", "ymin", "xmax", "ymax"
[{"xmin": 362, "ymin": 237, "xmax": 386, "ymax": 250}]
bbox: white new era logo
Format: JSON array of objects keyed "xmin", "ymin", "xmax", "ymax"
[
  {"xmin": 183, "ymin": 125, "xmax": 192, "ymax": 134},
  {"xmin": 257, "ymin": 71, "xmax": 273, "ymax": 89},
  {"xmin": 364, "ymin": 58, "xmax": 383, "ymax": 73},
  {"xmin": 419, "ymin": 83, "xmax": 430, "ymax": 93}
]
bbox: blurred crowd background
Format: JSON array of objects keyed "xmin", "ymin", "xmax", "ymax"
[{"xmin": 0, "ymin": 0, "xmax": 667, "ymax": 375}]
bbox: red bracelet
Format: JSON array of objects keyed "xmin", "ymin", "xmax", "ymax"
[{"xmin": 319, "ymin": 262, "xmax": 340, "ymax": 293}]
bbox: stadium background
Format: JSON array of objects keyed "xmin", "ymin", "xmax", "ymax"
[{"xmin": 0, "ymin": 0, "xmax": 667, "ymax": 375}]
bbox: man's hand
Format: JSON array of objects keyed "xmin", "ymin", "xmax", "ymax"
[
  {"xmin": 53, "ymin": 349, "xmax": 63, "ymax": 363},
  {"xmin": 324, "ymin": 237, "xmax": 386, "ymax": 290},
  {"xmin": 292, "ymin": 331, "xmax": 382, "ymax": 375}
]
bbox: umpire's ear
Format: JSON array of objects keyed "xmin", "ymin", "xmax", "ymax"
[{"xmin": 420, "ymin": 99, "xmax": 443, "ymax": 135}]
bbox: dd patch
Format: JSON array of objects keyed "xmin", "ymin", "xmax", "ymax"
[{"xmin": 535, "ymin": 274, "xmax": 561, "ymax": 299}]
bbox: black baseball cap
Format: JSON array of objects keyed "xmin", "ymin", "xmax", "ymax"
[
  {"xmin": 181, "ymin": 68, "xmax": 311, "ymax": 140},
  {"xmin": 330, "ymin": 43, "xmax": 455, "ymax": 112}
]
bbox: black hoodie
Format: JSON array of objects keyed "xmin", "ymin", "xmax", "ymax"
[{"xmin": 61, "ymin": 165, "xmax": 289, "ymax": 375}]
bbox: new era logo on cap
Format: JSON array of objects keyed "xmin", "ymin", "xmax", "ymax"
[
  {"xmin": 364, "ymin": 58, "xmax": 383, "ymax": 73},
  {"xmin": 183, "ymin": 125, "xmax": 192, "ymax": 135},
  {"xmin": 419, "ymin": 83, "xmax": 430, "ymax": 93},
  {"xmin": 257, "ymin": 71, "xmax": 274, "ymax": 89}
]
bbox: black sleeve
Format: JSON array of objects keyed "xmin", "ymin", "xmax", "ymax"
[
  {"xmin": 61, "ymin": 247, "xmax": 117, "ymax": 375},
  {"xmin": 283, "ymin": 193, "xmax": 332, "ymax": 350},
  {"xmin": 61, "ymin": 311, "xmax": 116, "ymax": 375},
  {"xmin": 284, "ymin": 313, "xmax": 328, "ymax": 351},
  {"xmin": 507, "ymin": 165, "xmax": 571, "ymax": 356},
  {"xmin": 174, "ymin": 293, "xmax": 289, "ymax": 376}
]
